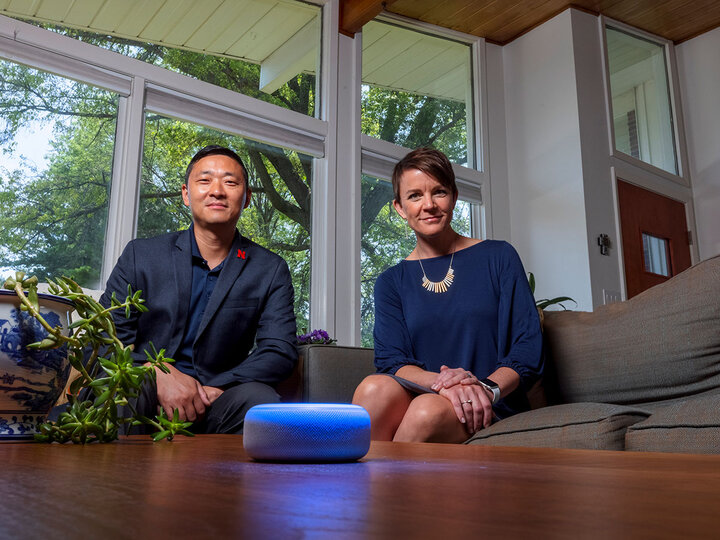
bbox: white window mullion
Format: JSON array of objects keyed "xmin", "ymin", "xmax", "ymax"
[
  {"xmin": 310, "ymin": 0, "xmax": 339, "ymax": 338},
  {"xmin": 332, "ymin": 30, "xmax": 362, "ymax": 346},
  {"xmin": 471, "ymin": 37, "xmax": 493, "ymax": 239},
  {"xmin": 101, "ymin": 76, "xmax": 146, "ymax": 287}
]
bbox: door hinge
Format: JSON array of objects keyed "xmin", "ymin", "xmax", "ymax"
[{"xmin": 687, "ymin": 230, "xmax": 693, "ymax": 245}]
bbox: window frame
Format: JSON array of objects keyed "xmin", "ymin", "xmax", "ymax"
[
  {"xmin": 0, "ymin": 10, "xmax": 327, "ymax": 287},
  {"xmin": 599, "ymin": 16, "xmax": 691, "ymax": 187},
  {"xmin": 0, "ymin": 2, "xmax": 492, "ymax": 346},
  {"xmin": 363, "ymin": 12, "xmax": 489, "ymax": 237},
  {"xmin": 344, "ymin": 15, "xmax": 490, "ymax": 345}
]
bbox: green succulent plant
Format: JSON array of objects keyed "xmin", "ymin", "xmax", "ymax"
[{"xmin": 3, "ymin": 271, "xmax": 192, "ymax": 443}]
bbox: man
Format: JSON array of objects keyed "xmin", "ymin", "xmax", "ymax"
[{"xmin": 102, "ymin": 145, "xmax": 297, "ymax": 434}]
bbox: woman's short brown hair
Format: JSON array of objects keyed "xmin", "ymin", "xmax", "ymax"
[{"xmin": 391, "ymin": 147, "xmax": 458, "ymax": 203}]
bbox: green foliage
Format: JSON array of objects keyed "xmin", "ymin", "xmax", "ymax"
[
  {"xmin": 2, "ymin": 272, "xmax": 191, "ymax": 443},
  {"xmin": 0, "ymin": 62, "xmax": 118, "ymax": 288},
  {"xmin": 527, "ymin": 272, "xmax": 577, "ymax": 311},
  {"xmin": 361, "ymin": 86, "xmax": 468, "ymax": 164},
  {"xmin": 0, "ymin": 25, "xmax": 470, "ymax": 344}
]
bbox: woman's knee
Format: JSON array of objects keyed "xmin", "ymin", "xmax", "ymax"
[
  {"xmin": 403, "ymin": 394, "xmax": 453, "ymax": 425},
  {"xmin": 395, "ymin": 394, "xmax": 464, "ymax": 442},
  {"xmin": 353, "ymin": 375, "xmax": 404, "ymax": 405}
]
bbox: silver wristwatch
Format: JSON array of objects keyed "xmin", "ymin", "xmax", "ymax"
[{"xmin": 478, "ymin": 378, "xmax": 501, "ymax": 405}]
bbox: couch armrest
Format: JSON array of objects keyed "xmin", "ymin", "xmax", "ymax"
[{"xmin": 281, "ymin": 344, "xmax": 375, "ymax": 403}]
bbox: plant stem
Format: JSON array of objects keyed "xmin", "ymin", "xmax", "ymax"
[{"xmin": 12, "ymin": 281, "xmax": 83, "ymax": 349}]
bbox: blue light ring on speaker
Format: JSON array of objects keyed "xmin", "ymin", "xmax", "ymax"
[{"xmin": 243, "ymin": 403, "xmax": 371, "ymax": 462}]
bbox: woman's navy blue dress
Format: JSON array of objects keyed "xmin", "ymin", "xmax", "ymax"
[{"xmin": 373, "ymin": 240, "xmax": 543, "ymax": 419}]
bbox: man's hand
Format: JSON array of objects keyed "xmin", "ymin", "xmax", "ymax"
[
  {"xmin": 153, "ymin": 363, "xmax": 212, "ymax": 422},
  {"xmin": 202, "ymin": 385, "xmax": 224, "ymax": 405}
]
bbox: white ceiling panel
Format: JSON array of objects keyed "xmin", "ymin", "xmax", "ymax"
[
  {"xmin": 66, "ymin": 0, "xmax": 103, "ymax": 27},
  {"xmin": 360, "ymin": 18, "xmax": 390, "ymax": 49},
  {"xmin": 103, "ymin": 0, "xmax": 165, "ymax": 36},
  {"xmin": 363, "ymin": 27, "xmax": 422, "ymax": 75},
  {"xmin": 362, "ymin": 20, "xmax": 470, "ymax": 103},
  {"xmin": 372, "ymin": 39, "xmax": 448, "ymax": 89},
  {"xmin": 89, "ymin": 0, "xmax": 128, "ymax": 30},
  {"xmin": 135, "ymin": 0, "xmax": 195, "ymax": 42},
  {"xmin": 419, "ymin": 63, "xmax": 467, "ymax": 102},
  {"xmin": 183, "ymin": 1, "xmax": 247, "ymax": 51},
  {"xmin": 162, "ymin": 0, "xmax": 224, "ymax": 46},
  {"xmin": 210, "ymin": 1, "xmax": 276, "ymax": 56},
  {"xmin": 34, "ymin": 0, "xmax": 73, "ymax": 21},
  {"xmin": 0, "ymin": 0, "xmax": 467, "ymax": 101},
  {"xmin": 7, "ymin": 0, "xmax": 39, "ymax": 14},
  {"xmin": 225, "ymin": 3, "xmax": 310, "ymax": 60}
]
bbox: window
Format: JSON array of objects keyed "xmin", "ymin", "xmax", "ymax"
[
  {"xmin": 605, "ymin": 26, "xmax": 678, "ymax": 175},
  {"xmin": 0, "ymin": 59, "xmax": 119, "ymax": 289},
  {"xmin": 4, "ymin": 0, "xmax": 321, "ymax": 117},
  {"xmin": 357, "ymin": 19, "xmax": 485, "ymax": 346},
  {"xmin": 0, "ymin": 6, "xmax": 488, "ymax": 346},
  {"xmin": 642, "ymin": 232, "xmax": 670, "ymax": 277},
  {"xmin": 140, "ymin": 115, "xmax": 312, "ymax": 329},
  {"xmin": 362, "ymin": 20, "xmax": 473, "ymax": 166},
  {"xmin": 359, "ymin": 174, "xmax": 473, "ymax": 347}
]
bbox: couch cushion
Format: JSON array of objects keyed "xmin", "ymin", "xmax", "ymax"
[
  {"xmin": 625, "ymin": 392, "xmax": 720, "ymax": 453},
  {"xmin": 466, "ymin": 403, "xmax": 650, "ymax": 450},
  {"xmin": 298, "ymin": 344, "xmax": 375, "ymax": 403},
  {"xmin": 542, "ymin": 254, "xmax": 720, "ymax": 406}
]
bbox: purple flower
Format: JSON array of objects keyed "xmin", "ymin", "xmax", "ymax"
[{"xmin": 297, "ymin": 329, "xmax": 336, "ymax": 345}]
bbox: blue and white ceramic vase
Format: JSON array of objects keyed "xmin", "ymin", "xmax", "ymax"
[{"xmin": 0, "ymin": 290, "xmax": 74, "ymax": 439}]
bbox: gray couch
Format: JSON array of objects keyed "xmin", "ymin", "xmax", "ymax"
[{"xmin": 285, "ymin": 253, "xmax": 720, "ymax": 453}]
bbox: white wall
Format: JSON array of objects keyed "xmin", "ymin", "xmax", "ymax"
[
  {"xmin": 570, "ymin": 9, "xmax": 624, "ymax": 307},
  {"xmin": 676, "ymin": 27, "xmax": 720, "ymax": 260},
  {"xmin": 502, "ymin": 9, "xmax": 593, "ymax": 310},
  {"xmin": 485, "ymin": 42, "xmax": 511, "ymax": 241}
]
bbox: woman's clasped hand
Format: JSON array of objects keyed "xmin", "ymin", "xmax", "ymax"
[{"xmin": 429, "ymin": 365, "xmax": 491, "ymax": 433}]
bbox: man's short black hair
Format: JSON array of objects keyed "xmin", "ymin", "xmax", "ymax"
[{"xmin": 185, "ymin": 145, "xmax": 249, "ymax": 186}]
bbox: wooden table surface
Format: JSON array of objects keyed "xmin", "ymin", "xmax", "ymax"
[{"xmin": 2, "ymin": 435, "xmax": 720, "ymax": 539}]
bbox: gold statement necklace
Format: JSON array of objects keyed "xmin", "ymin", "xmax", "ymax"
[{"xmin": 416, "ymin": 240, "xmax": 456, "ymax": 294}]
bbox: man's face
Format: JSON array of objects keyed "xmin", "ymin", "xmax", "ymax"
[{"xmin": 182, "ymin": 154, "xmax": 251, "ymax": 230}]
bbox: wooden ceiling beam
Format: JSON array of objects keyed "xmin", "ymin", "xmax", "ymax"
[{"xmin": 340, "ymin": 0, "xmax": 399, "ymax": 37}]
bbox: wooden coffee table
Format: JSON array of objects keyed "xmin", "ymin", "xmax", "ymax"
[{"xmin": 2, "ymin": 435, "xmax": 720, "ymax": 538}]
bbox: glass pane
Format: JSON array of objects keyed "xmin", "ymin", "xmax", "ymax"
[
  {"xmin": 139, "ymin": 114, "xmax": 312, "ymax": 329},
  {"xmin": 606, "ymin": 26, "xmax": 678, "ymax": 174},
  {"xmin": 0, "ymin": 60, "xmax": 118, "ymax": 289},
  {"xmin": 10, "ymin": 0, "xmax": 320, "ymax": 117},
  {"xmin": 362, "ymin": 21, "xmax": 472, "ymax": 166},
  {"xmin": 642, "ymin": 233, "xmax": 670, "ymax": 277},
  {"xmin": 360, "ymin": 175, "xmax": 473, "ymax": 347}
]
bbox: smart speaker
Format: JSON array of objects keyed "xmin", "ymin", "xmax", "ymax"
[{"xmin": 243, "ymin": 403, "xmax": 371, "ymax": 462}]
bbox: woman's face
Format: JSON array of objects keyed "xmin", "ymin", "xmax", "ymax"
[{"xmin": 393, "ymin": 168, "xmax": 457, "ymax": 239}]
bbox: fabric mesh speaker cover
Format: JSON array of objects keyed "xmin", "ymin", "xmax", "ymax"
[{"xmin": 243, "ymin": 403, "xmax": 371, "ymax": 462}]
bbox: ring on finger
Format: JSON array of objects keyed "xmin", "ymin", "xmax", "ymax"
[{"xmin": 462, "ymin": 399, "xmax": 473, "ymax": 404}]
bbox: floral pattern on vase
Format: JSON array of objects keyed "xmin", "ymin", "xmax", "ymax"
[{"xmin": 0, "ymin": 291, "xmax": 73, "ymax": 439}]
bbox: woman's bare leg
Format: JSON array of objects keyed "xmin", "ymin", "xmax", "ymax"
[
  {"xmin": 352, "ymin": 375, "xmax": 413, "ymax": 440},
  {"xmin": 393, "ymin": 393, "xmax": 470, "ymax": 443}
]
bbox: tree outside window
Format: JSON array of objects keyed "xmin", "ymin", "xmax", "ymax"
[{"xmin": 0, "ymin": 21, "xmax": 477, "ymax": 337}]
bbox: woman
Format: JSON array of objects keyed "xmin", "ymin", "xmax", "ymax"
[{"xmin": 352, "ymin": 147, "xmax": 543, "ymax": 443}]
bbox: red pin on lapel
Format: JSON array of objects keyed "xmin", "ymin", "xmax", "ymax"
[{"xmin": 237, "ymin": 249, "xmax": 246, "ymax": 260}]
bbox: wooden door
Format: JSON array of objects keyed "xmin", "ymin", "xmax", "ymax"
[{"xmin": 617, "ymin": 179, "xmax": 691, "ymax": 299}]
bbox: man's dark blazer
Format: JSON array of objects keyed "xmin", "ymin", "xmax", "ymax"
[{"xmin": 100, "ymin": 229, "xmax": 298, "ymax": 388}]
